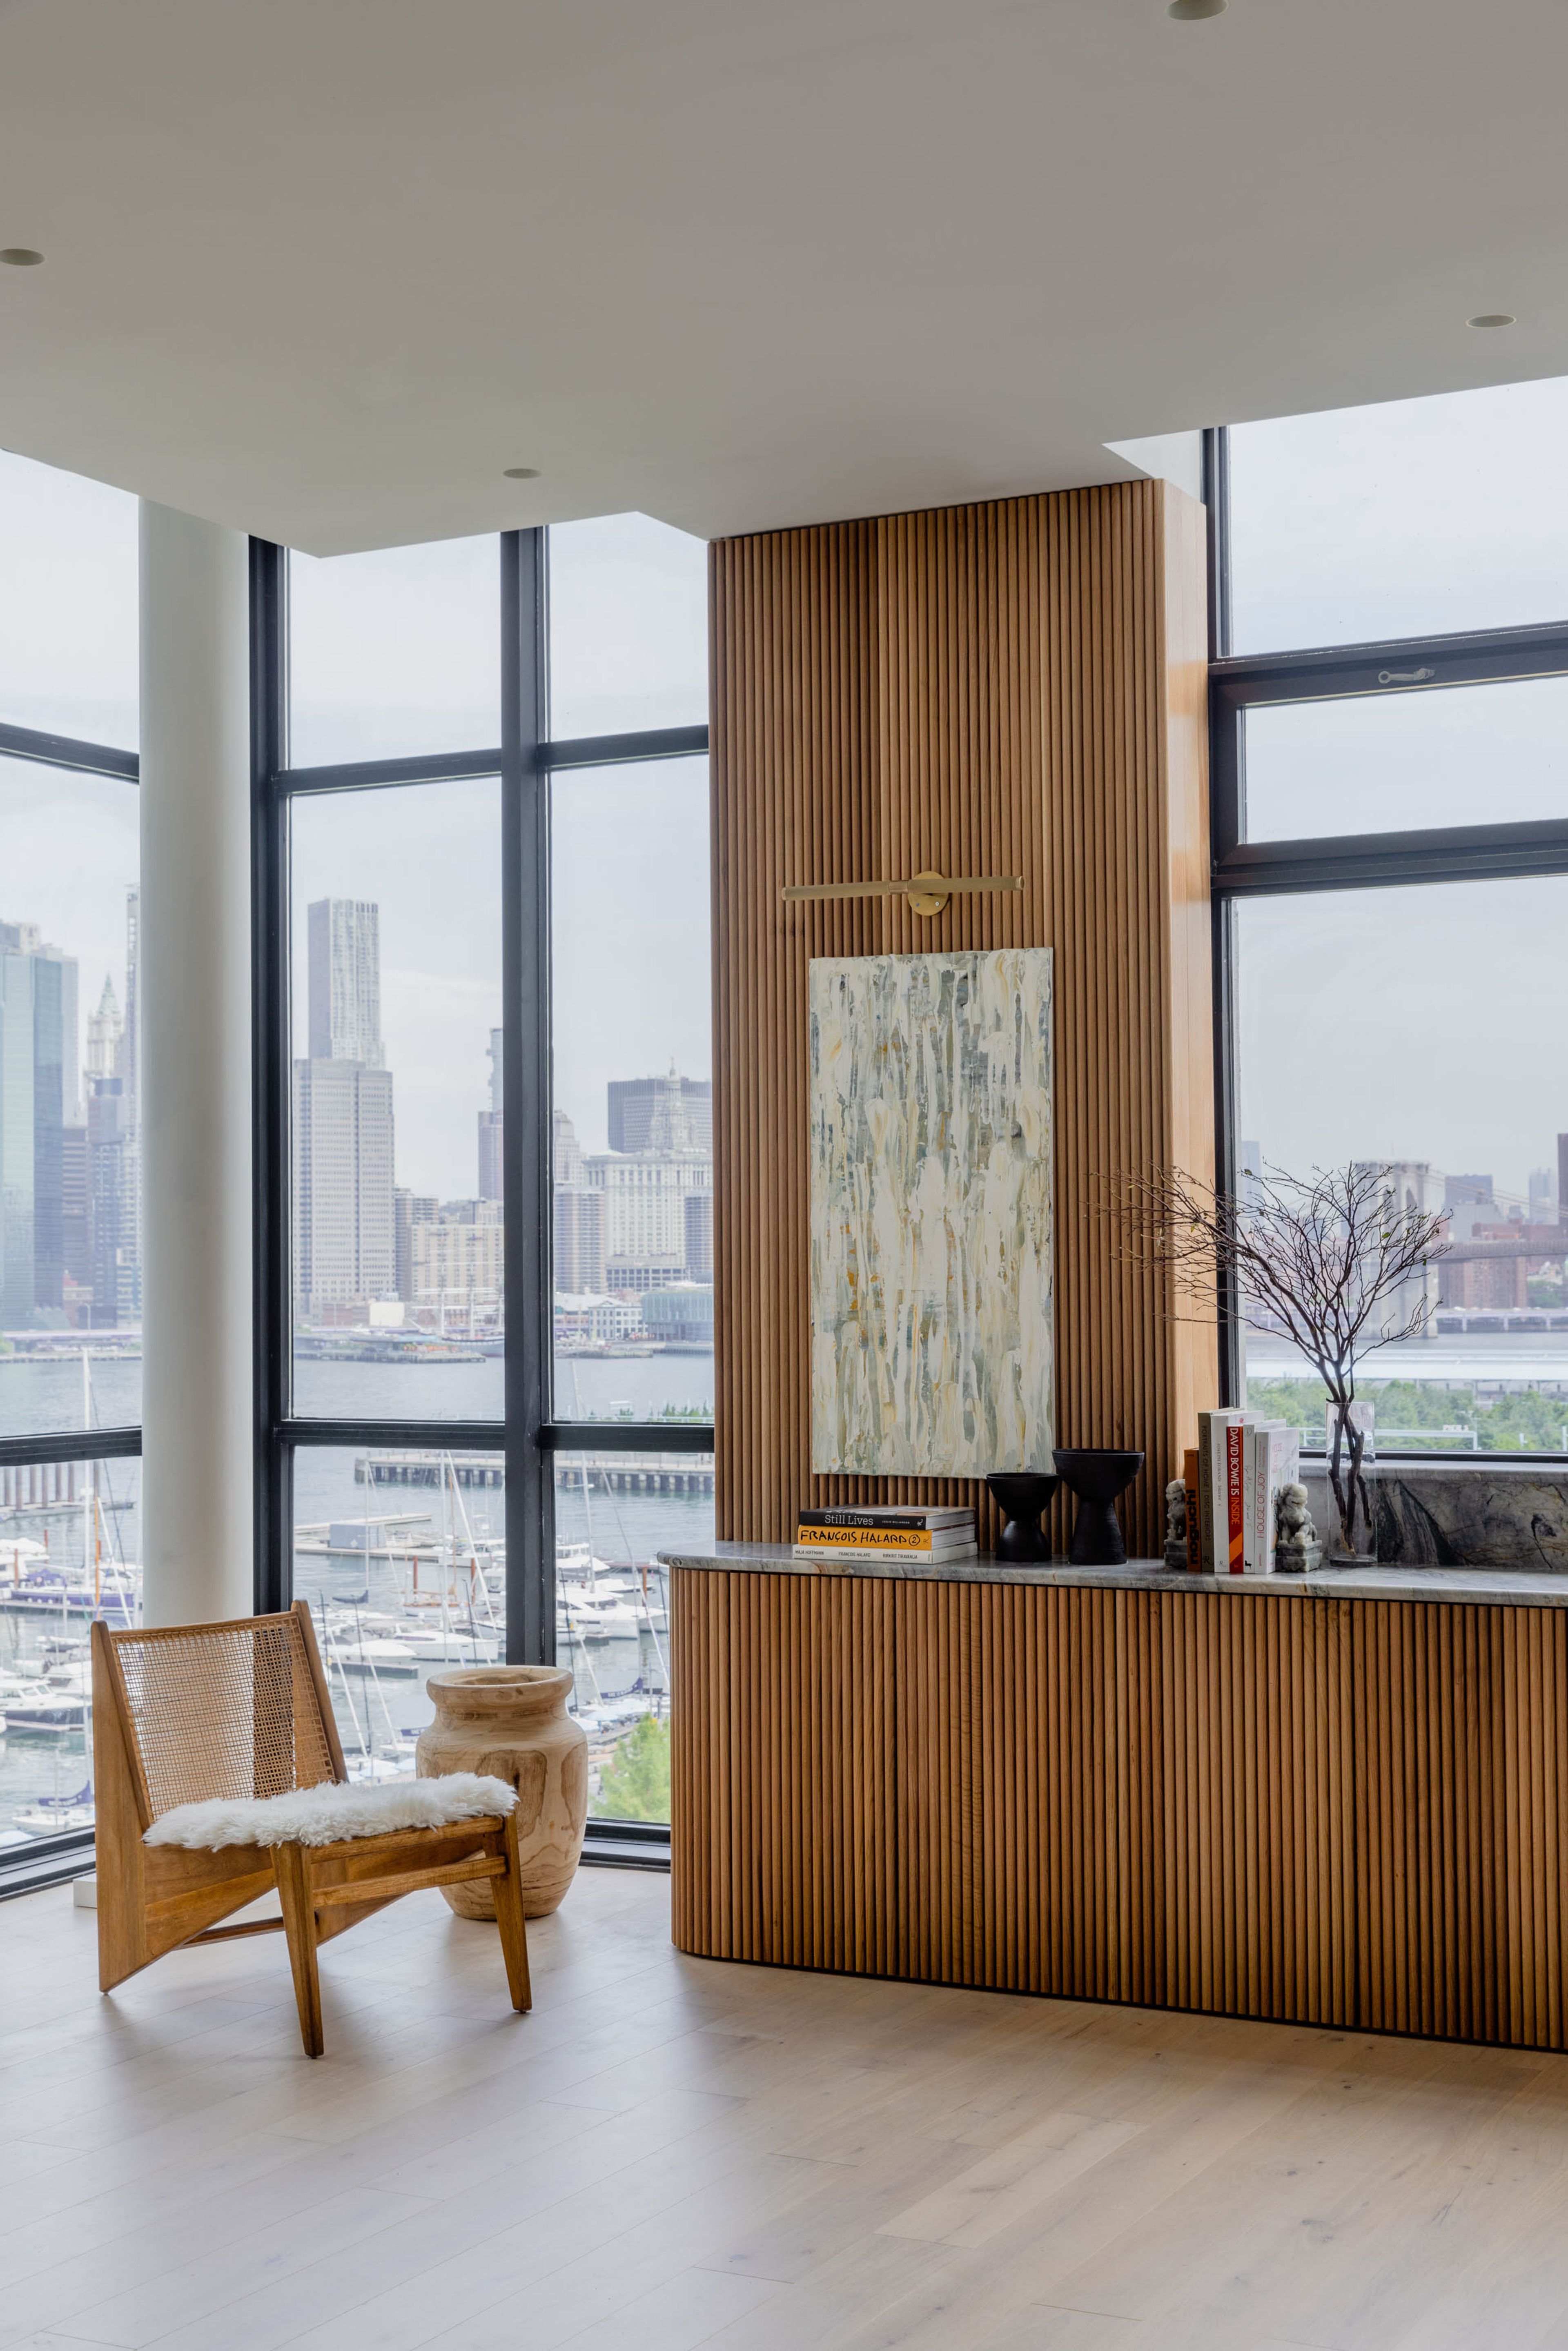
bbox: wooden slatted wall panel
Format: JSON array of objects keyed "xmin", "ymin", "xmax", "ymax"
[
  {"xmin": 674, "ymin": 1573, "xmax": 1568, "ymax": 2049},
  {"xmin": 709, "ymin": 483, "xmax": 1214, "ymax": 1562},
  {"xmin": 1353, "ymin": 1600, "xmax": 1568, "ymax": 2048},
  {"xmin": 670, "ymin": 1565, "xmax": 897, "ymax": 1975},
  {"xmin": 889, "ymin": 1584, "xmax": 1354, "ymax": 2021}
]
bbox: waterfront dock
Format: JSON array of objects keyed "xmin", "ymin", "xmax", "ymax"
[{"xmin": 354, "ymin": 1448, "xmax": 715, "ymax": 1496}]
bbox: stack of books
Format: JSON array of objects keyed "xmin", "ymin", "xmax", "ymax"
[
  {"xmin": 792, "ymin": 1505, "xmax": 978, "ymax": 1567},
  {"xmin": 1180, "ymin": 1410, "xmax": 1301, "ymax": 1575}
]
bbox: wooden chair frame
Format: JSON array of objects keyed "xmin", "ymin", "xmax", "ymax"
[{"xmin": 91, "ymin": 1600, "xmax": 531, "ymax": 2056}]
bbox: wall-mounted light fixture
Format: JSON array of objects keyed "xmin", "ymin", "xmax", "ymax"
[{"xmin": 782, "ymin": 872, "xmax": 1023, "ymax": 918}]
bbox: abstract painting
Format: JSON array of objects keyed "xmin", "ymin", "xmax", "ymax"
[{"xmin": 809, "ymin": 948, "xmax": 1054, "ymax": 1476}]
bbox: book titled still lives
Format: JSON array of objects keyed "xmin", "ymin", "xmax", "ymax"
[
  {"xmin": 796, "ymin": 1507, "xmax": 975, "ymax": 1532},
  {"xmin": 793, "ymin": 1523, "xmax": 976, "ymax": 1556}
]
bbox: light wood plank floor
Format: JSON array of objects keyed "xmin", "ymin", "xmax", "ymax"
[{"xmin": 4, "ymin": 1868, "xmax": 1568, "ymax": 2351}]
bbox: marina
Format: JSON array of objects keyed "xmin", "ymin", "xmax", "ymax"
[{"xmin": 0, "ymin": 1346, "xmax": 713, "ymax": 1844}]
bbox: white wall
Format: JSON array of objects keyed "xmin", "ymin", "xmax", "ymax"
[{"xmin": 138, "ymin": 503, "xmax": 252, "ymax": 1625}]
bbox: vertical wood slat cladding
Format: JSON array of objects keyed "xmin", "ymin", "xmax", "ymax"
[
  {"xmin": 709, "ymin": 485, "xmax": 1213, "ymax": 1562},
  {"xmin": 670, "ymin": 1561, "xmax": 898, "ymax": 1976},
  {"xmin": 673, "ymin": 1572, "xmax": 1568, "ymax": 2049}
]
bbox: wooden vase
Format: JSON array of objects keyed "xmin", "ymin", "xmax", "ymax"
[{"xmin": 416, "ymin": 1665, "xmax": 587, "ymax": 1919}]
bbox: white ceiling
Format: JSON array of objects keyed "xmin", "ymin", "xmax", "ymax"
[{"xmin": 0, "ymin": 0, "xmax": 1564, "ymax": 555}]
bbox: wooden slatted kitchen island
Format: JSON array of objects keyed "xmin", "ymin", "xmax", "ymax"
[{"xmin": 662, "ymin": 1545, "xmax": 1568, "ymax": 2049}]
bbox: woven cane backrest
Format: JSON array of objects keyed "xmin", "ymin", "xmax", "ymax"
[{"xmin": 111, "ymin": 1612, "xmax": 340, "ymax": 1820}]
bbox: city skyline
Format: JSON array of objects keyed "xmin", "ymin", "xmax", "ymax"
[
  {"xmin": 291, "ymin": 887, "xmax": 713, "ymax": 1328},
  {"xmin": 0, "ymin": 887, "xmax": 140, "ymax": 1331}
]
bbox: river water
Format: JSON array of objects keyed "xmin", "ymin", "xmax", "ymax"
[{"xmin": 0, "ymin": 1348, "xmax": 714, "ymax": 1843}]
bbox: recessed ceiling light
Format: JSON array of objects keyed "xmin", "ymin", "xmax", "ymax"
[
  {"xmin": 1168, "ymin": 0, "xmax": 1227, "ymax": 18},
  {"xmin": 1467, "ymin": 313, "xmax": 1516, "ymax": 329},
  {"xmin": 0, "ymin": 248, "xmax": 43, "ymax": 267},
  {"xmin": 503, "ymin": 466, "xmax": 539, "ymax": 480}
]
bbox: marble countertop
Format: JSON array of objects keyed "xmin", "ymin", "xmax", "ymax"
[{"xmin": 656, "ymin": 1542, "xmax": 1568, "ymax": 1609}]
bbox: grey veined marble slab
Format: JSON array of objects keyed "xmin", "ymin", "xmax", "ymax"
[
  {"xmin": 1298, "ymin": 1462, "xmax": 1568, "ymax": 1572},
  {"xmin": 658, "ymin": 1542, "xmax": 1568, "ymax": 1610}
]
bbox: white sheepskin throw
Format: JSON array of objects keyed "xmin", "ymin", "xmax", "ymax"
[{"xmin": 143, "ymin": 1772, "xmax": 517, "ymax": 1852}]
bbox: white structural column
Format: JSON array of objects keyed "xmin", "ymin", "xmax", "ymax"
[{"xmin": 138, "ymin": 503, "xmax": 253, "ymax": 1625}]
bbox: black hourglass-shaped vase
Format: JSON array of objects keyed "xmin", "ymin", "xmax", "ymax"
[
  {"xmin": 985, "ymin": 1472, "xmax": 1059, "ymax": 1563},
  {"xmin": 1052, "ymin": 1449, "xmax": 1145, "ymax": 1567}
]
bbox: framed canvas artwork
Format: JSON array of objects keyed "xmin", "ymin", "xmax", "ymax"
[{"xmin": 808, "ymin": 947, "xmax": 1054, "ymax": 1476}]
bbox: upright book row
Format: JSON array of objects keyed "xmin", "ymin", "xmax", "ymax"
[{"xmin": 1182, "ymin": 1409, "xmax": 1301, "ymax": 1575}]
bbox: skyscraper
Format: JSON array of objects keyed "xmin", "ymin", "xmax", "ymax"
[
  {"xmin": 88, "ymin": 1078, "xmax": 137, "ymax": 1327},
  {"xmin": 478, "ymin": 1025, "xmax": 503, "ymax": 1200},
  {"xmin": 86, "ymin": 975, "xmax": 122, "ymax": 1086},
  {"xmin": 607, "ymin": 1068, "xmax": 711, "ymax": 1156},
  {"xmin": 394, "ymin": 1186, "xmax": 439, "ymax": 1302},
  {"xmin": 307, "ymin": 899, "xmax": 383, "ymax": 1066},
  {"xmin": 554, "ymin": 1186, "xmax": 604, "ymax": 1294},
  {"xmin": 122, "ymin": 886, "xmax": 140, "ymax": 1127},
  {"xmin": 684, "ymin": 1187, "xmax": 713, "ymax": 1280},
  {"xmin": 0, "ymin": 921, "xmax": 74, "ymax": 1327},
  {"xmin": 294, "ymin": 1059, "xmax": 396, "ymax": 1310},
  {"xmin": 294, "ymin": 899, "xmax": 396, "ymax": 1315}
]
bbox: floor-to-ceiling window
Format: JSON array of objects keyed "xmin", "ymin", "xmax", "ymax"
[
  {"xmin": 0, "ymin": 450, "xmax": 142, "ymax": 1872},
  {"xmin": 1212, "ymin": 378, "xmax": 1568, "ymax": 1455},
  {"xmin": 256, "ymin": 517, "xmax": 710, "ymax": 1846}
]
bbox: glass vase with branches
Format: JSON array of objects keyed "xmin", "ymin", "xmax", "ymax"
[{"xmin": 1107, "ymin": 1161, "xmax": 1448, "ymax": 1560}]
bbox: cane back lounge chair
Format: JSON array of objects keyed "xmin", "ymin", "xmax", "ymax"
[{"xmin": 90, "ymin": 1601, "xmax": 531, "ymax": 2055}]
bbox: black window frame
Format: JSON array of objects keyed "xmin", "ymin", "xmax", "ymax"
[
  {"xmin": 252, "ymin": 527, "xmax": 710, "ymax": 1865},
  {"xmin": 1206, "ymin": 421, "xmax": 1568, "ymax": 1460},
  {"xmin": 0, "ymin": 718, "xmax": 143, "ymax": 1894}
]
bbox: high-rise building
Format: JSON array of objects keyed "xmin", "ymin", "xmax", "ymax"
[
  {"xmin": 411, "ymin": 1206, "xmax": 503, "ymax": 1305},
  {"xmin": 583, "ymin": 1069, "xmax": 713, "ymax": 1296},
  {"xmin": 0, "ymin": 922, "xmax": 73, "ymax": 1327},
  {"xmin": 394, "ymin": 1187, "xmax": 439, "ymax": 1302},
  {"xmin": 122, "ymin": 886, "xmax": 140, "ymax": 1127},
  {"xmin": 86, "ymin": 975, "xmax": 122, "ymax": 1086},
  {"xmin": 684, "ymin": 1187, "xmax": 713, "ymax": 1279},
  {"xmin": 478, "ymin": 1026, "xmax": 503, "ymax": 1200},
  {"xmin": 555, "ymin": 1184, "xmax": 604, "ymax": 1295},
  {"xmin": 76, "ymin": 892, "xmax": 147, "ymax": 1319},
  {"xmin": 293, "ymin": 1059, "xmax": 396, "ymax": 1311},
  {"xmin": 1530, "ymin": 1166, "xmax": 1558, "ymax": 1223},
  {"xmin": 294, "ymin": 899, "xmax": 395, "ymax": 1315},
  {"xmin": 607, "ymin": 1068, "xmax": 711, "ymax": 1156},
  {"xmin": 87, "ymin": 1078, "xmax": 138, "ymax": 1326},
  {"xmin": 553, "ymin": 1107, "xmax": 584, "ymax": 1185},
  {"xmin": 60, "ymin": 1122, "xmax": 90, "ymax": 1300},
  {"xmin": 587, "ymin": 1152, "xmax": 710, "ymax": 1265},
  {"xmin": 307, "ymin": 899, "xmax": 384, "ymax": 1066},
  {"xmin": 120, "ymin": 891, "xmax": 142, "ymax": 1303}
]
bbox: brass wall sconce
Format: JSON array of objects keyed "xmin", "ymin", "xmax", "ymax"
[{"xmin": 781, "ymin": 871, "xmax": 1023, "ymax": 918}]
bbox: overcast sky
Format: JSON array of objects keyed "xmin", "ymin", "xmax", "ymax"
[
  {"xmin": 0, "ymin": 470, "xmax": 710, "ymax": 1197},
  {"xmin": 1231, "ymin": 375, "xmax": 1568, "ymax": 1203},
  {"xmin": 6, "ymin": 373, "xmax": 1568, "ymax": 1203}
]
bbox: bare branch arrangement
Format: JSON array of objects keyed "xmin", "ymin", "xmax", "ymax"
[{"xmin": 1106, "ymin": 1160, "xmax": 1450, "ymax": 1558}]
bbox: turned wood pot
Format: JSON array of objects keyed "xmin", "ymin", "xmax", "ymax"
[{"xmin": 416, "ymin": 1665, "xmax": 587, "ymax": 1920}]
